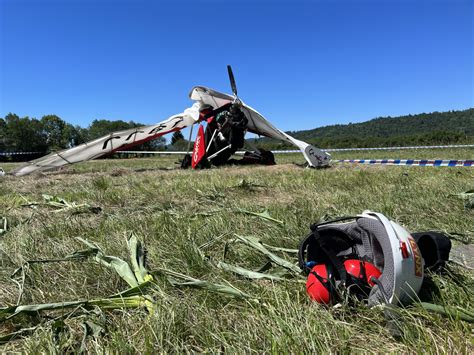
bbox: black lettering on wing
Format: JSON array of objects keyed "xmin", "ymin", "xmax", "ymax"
[
  {"xmin": 171, "ymin": 117, "xmax": 184, "ymax": 128},
  {"xmin": 102, "ymin": 136, "xmax": 122, "ymax": 150},
  {"xmin": 148, "ymin": 123, "xmax": 167, "ymax": 135},
  {"xmin": 126, "ymin": 130, "xmax": 145, "ymax": 141}
]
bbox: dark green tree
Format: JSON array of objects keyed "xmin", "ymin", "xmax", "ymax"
[
  {"xmin": 41, "ymin": 114, "xmax": 67, "ymax": 150},
  {"xmin": 0, "ymin": 118, "xmax": 6, "ymax": 151},
  {"xmin": 143, "ymin": 136, "xmax": 167, "ymax": 150},
  {"xmin": 87, "ymin": 119, "xmax": 141, "ymax": 141},
  {"xmin": 63, "ymin": 124, "xmax": 87, "ymax": 148},
  {"xmin": 2, "ymin": 113, "xmax": 47, "ymax": 152},
  {"xmin": 171, "ymin": 130, "xmax": 185, "ymax": 145}
]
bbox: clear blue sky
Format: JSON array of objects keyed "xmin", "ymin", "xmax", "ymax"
[{"xmin": 0, "ymin": 0, "xmax": 472, "ymax": 132}]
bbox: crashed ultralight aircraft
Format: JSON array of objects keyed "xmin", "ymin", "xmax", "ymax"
[{"xmin": 12, "ymin": 66, "xmax": 330, "ymax": 176}]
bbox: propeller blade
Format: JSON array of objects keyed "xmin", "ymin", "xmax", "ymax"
[{"xmin": 227, "ymin": 65, "xmax": 238, "ymax": 97}]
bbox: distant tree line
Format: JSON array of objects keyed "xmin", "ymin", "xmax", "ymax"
[
  {"xmin": 0, "ymin": 113, "xmax": 167, "ymax": 162},
  {"xmin": 252, "ymin": 108, "xmax": 474, "ymax": 149},
  {"xmin": 2, "ymin": 108, "xmax": 472, "ymax": 161}
]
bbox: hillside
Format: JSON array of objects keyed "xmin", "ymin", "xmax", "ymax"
[{"xmin": 253, "ymin": 108, "xmax": 474, "ymax": 149}]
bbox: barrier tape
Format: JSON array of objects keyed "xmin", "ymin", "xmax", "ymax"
[
  {"xmin": 337, "ymin": 159, "xmax": 473, "ymax": 167},
  {"xmin": 264, "ymin": 144, "xmax": 474, "ymax": 153},
  {"xmin": 111, "ymin": 144, "xmax": 473, "ymax": 155},
  {"xmin": 0, "ymin": 152, "xmax": 42, "ymax": 156}
]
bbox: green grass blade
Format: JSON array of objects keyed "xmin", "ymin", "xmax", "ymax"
[
  {"xmin": 76, "ymin": 237, "xmax": 139, "ymax": 288},
  {"xmin": 0, "ymin": 217, "xmax": 7, "ymax": 235},
  {"xmin": 153, "ymin": 268, "xmax": 252, "ymax": 299},
  {"xmin": 236, "ymin": 208, "xmax": 284, "ymax": 225},
  {"xmin": 96, "ymin": 255, "xmax": 139, "ymax": 288},
  {"xmin": 0, "ymin": 327, "xmax": 38, "ymax": 344},
  {"xmin": 111, "ymin": 279, "xmax": 155, "ymax": 298},
  {"xmin": 1, "ymin": 301, "xmax": 86, "ymax": 321},
  {"xmin": 127, "ymin": 234, "xmax": 150, "ymax": 284},
  {"xmin": 217, "ymin": 261, "xmax": 284, "ymax": 281},
  {"xmin": 234, "ymin": 235, "xmax": 301, "ymax": 274},
  {"xmin": 420, "ymin": 302, "xmax": 474, "ymax": 322},
  {"xmin": 262, "ymin": 243, "xmax": 298, "ymax": 254}
]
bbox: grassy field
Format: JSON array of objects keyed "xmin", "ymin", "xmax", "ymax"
[{"xmin": 0, "ymin": 148, "xmax": 473, "ymax": 352}]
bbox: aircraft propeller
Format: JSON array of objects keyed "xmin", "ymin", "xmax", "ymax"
[{"xmin": 227, "ymin": 65, "xmax": 238, "ymax": 97}]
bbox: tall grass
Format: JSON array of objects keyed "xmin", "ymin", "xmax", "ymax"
[{"xmin": 0, "ymin": 148, "xmax": 472, "ymax": 352}]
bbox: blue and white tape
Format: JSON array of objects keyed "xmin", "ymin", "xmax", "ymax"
[
  {"xmin": 337, "ymin": 159, "xmax": 473, "ymax": 167},
  {"xmin": 0, "ymin": 151, "xmax": 42, "ymax": 156},
  {"xmin": 267, "ymin": 144, "xmax": 474, "ymax": 154}
]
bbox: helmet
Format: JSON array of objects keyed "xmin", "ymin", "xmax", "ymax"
[
  {"xmin": 299, "ymin": 211, "xmax": 424, "ymax": 306},
  {"xmin": 306, "ymin": 260, "xmax": 381, "ymax": 304}
]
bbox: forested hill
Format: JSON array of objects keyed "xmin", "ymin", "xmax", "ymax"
[{"xmin": 254, "ymin": 108, "xmax": 474, "ymax": 149}]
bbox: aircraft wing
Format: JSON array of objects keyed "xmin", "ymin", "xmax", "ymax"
[
  {"xmin": 189, "ymin": 86, "xmax": 331, "ymax": 167},
  {"xmin": 12, "ymin": 103, "xmax": 200, "ymax": 176}
]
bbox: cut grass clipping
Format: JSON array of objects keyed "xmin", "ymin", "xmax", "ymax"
[
  {"xmin": 20, "ymin": 194, "xmax": 101, "ymax": 214},
  {"xmin": 1, "ymin": 234, "xmax": 254, "ymax": 343}
]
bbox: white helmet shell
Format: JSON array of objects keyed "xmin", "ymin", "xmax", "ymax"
[{"xmin": 360, "ymin": 211, "xmax": 424, "ymax": 306}]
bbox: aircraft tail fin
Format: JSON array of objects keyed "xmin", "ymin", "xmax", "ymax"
[{"xmin": 303, "ymin": 145, "xmax": 331, "ymax": 168}]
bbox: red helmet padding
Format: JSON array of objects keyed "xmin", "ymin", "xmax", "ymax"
[
  {"xmin": 306, "ymin": 264, "xmax": 331, "ymax": 304},
  {"xmin": 343, "ymin": 259, "xmax": 381, "ymax": 287},
  {"xmin": 306, "ymin": 260, "xmax": 382, "ymax": 304}
]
